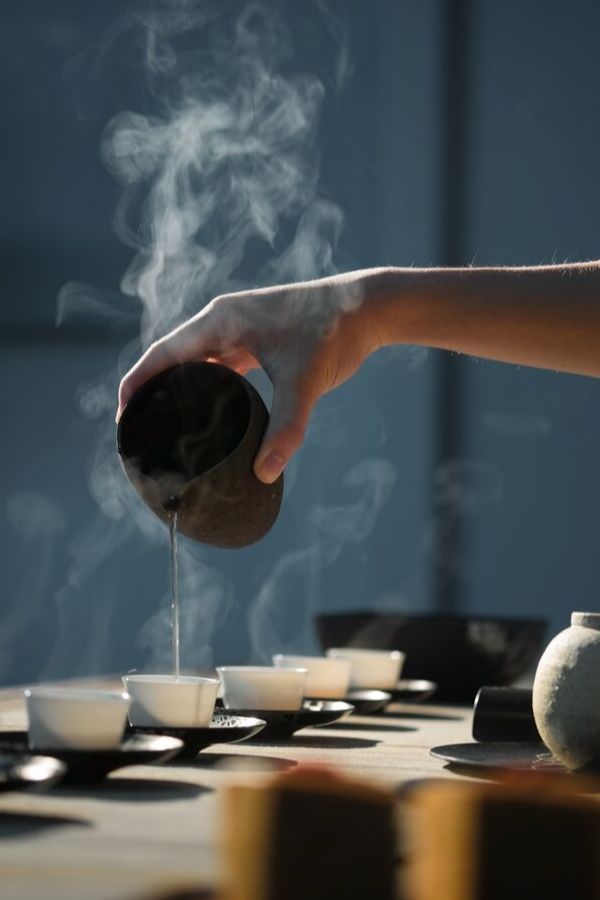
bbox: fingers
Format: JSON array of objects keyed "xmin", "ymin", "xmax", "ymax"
[
  {"xmin": 254, "ymin": 376, "xmax": 317, "ymax": 484},
  {"xmin": 117, "ymin": 339, "xmax": 178, "ymax": 421},
  {"xmin": 116, "ymin": 301, "xmax": 253, "ymax": 420}
]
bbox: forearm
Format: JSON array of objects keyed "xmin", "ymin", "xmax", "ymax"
[{"xmin": 367, "ymin": 261, "xmax": 600, "ymax": 377}]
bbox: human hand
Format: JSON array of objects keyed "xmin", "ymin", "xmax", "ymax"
[{"xmin": 117, "ymin": 270, "xmax": 386, "ymax": 483}]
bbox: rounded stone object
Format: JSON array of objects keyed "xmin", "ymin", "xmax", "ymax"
[
  {"xmin": 117, "ymin": 361, "xmax": 283, "ymax": 548},
  {"xmin": 532, "ymin": 611, "xmax": 600, "ymax": 769}
]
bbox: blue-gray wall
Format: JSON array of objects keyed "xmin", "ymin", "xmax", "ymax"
[
  {"xmin": 1, "ymin": 0, "xmax": 598, "ymax": 686},
  {"xmin": 459, "ymin": 2, "xmax": 600, "ymax": 630}
]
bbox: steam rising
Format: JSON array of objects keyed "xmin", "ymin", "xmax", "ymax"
[
  {"xmin": 249, "ymin": 459, "xmax": 396, "ymax": 660},
  {"xmin": 424, "ymin": 459, "xmax": 503, "ymax": 585},
  {"xmin": 308, "ymin": 460, "xmax": 397, "ymax": 543},
  {"xmin": 99, "ymin": 1, "xmax": 342, "ymax": 346},
  {"xmin": 137, "ymin": 541, "xmax": 231, "ymax": 671},
  {"xmin": 49, "ymin": 1, "xmax": 388, "ymax": 676},
  {"xmin": 1, "ymin": 493, "xmax": 66, "ymax": 679}
]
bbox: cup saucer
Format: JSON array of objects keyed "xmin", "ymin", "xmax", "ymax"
[
  {"xmin": 302, "ymin": 683, "xmax": 437, "ymax": 715},
  {"xmin": 216, "ymin": 700, "xmax": 353, "ymax": 740},
  {"xmin": 127, "ymin": 714, "xmax": 266, "ymax": 760},
  {"xmin": 0, "ymin": 731, "xmax": 182, "ymax": 785},
  {"xmin": 344, "ymin": 690, "xmax": 393, "ymax": 714},
  {"xmin": 430, "ymin": 741, "xmax": 563, "ymax": 772},
  {"xmin": 0, "ymin": 751, "xmax": 65, "ymax": 792},
  {"xmin": 386, "ymin": 679, "xmax": 438, "ymax": 704},
  {"xmin": 302, "ymin": 691, "xmax": 392, "ymax": 715}
]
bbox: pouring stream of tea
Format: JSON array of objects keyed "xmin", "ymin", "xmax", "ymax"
[{"xmin": 169, "ymin": 511, "xmax": 180, "ymax": 679}]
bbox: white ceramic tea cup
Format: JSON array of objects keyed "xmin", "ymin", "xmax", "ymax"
[
  {"xmin": 24, "ymin": 687, "xmax": 130, "ymax": 750},
  {"xmin": 217, "ymin": 666, "xmax": 307, "ymax": 711},
  {"xmin": 326, "ymin": 648, "xmax": 405, "ymax": 690},
  {"xmin": 272, "ymin": 654, "xmax": 351, "ymax": 699},
  {"xmin": 122, "ymin": 675, "xmax": 219, "ymax": 728}
]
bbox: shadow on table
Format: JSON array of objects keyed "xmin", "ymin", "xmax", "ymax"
[
  {"xmin": 187, "ymin": 753, "xmax": 297, "ymax": 771},
  {"xmin": 54, "ymin": 777, "xmax": 210, "ymax": 802},
  {"xmin": 328, "ymin": 721, "xmax": 417, "ymax": 733},
  {"xmin": 440, "ymin": 762, "xmax": 501, "ymax": 780},
  {"xmin": 144, "ymin": 888, "xmax": 215, "ymax": 900},
  {"xmin": 261, "ymin": 735, "xmax": 380, "ymax": 750},
  {"xmin": 0, "ymin": 810, "xmax": 91, "ymax": 837},
  {"xmin": 383, "ymin": 709, "xmax": 463, "ymax": 722},
  {"xmin": 437, "ymin": 762, "xmax": 600, "ymax": 793}
]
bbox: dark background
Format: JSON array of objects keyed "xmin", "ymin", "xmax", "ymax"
[{"xmin": 2, "ymin": 0, "xmax": 600, "ymax": 685}]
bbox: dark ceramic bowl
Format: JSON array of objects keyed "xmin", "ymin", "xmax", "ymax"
[
  {"xmin": 315, "ymin": 612, "xmax": 547, "ymax": 703},
  {"xmin": 117, "ymin": 362, "xmax": 283, "ymax": 548}
]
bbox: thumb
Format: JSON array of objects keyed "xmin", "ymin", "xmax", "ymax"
[{"xmin": 254, "ymin": 376, "xmax": 315, "ymax": 484}]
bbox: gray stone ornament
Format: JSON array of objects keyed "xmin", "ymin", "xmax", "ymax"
[{"xmin": 532, "ymin": 612, "xmax": 600, "ymax": 769}]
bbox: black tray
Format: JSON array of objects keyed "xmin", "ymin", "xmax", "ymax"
[
  {"xmin": 0, "ymin": 731, "xmax": 183, "ymax": 785},
  {"xmin": 430, "ymin": 741, "xmax": 564, "ymax": 772},
  {"xmin": 220, "ymin": 700, "xmax": 353, "ymax": 740},
  {"xmin": 0, "ymin": 751, "xmax": 65, "ymax": 792},
  {"xmin": 128, "ymin": 715, "xmax": 266, "ymax": 760}
]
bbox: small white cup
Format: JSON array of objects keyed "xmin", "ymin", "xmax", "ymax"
[
  {"xmin": 272, "ymin": 654, "xmax": 351, "ymax": 699},
  {"xmin": 123, "ymin": 675, "xmax": 219, "ymax": 728},
  {"xmin": 217, "ymin": 666, "xmax": 307, "ymax": 711},
  {"xmin": 24, "ymin": 687, "xmax": 130, "ymax": 750},
  {"xmin": 326, "ymin": 648, "xmax": 405, "ymax": 690}
]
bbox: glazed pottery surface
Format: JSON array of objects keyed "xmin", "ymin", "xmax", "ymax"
[
  {"xmin": 272, "ymin": 654, "xmax": 351, "ymax": 699},
  {"xmin": 217, "ymin": 666, "xmax": 307, "ymax": 711},
  {"xmin": 326, "ymin": 648, "xmax": 404, "ymax": 690},
  {"xmin": 123, "ymin": 675, "xmax": 219, "ymax": 728},
  {"xmin": 25, "ymin": 688, "xmax": 130, "ymax": 750}
]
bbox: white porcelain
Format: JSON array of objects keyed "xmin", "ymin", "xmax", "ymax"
[
  {"xmin": 533, "ymin": 612, "xmax": 600, "ymax": 769},
  {"xmin": 326, "ymin": 648, "xmax": 405, "ymax": 690},
  {"xmin": 24, "ymin": 687, "xmax": 130, "ymax": 750},
  {"xmin": 217, "ymin": 666, "xmax": 307, "ymax": 711},
  {"xmin": 123, "ymin": 674, "xmax": 219, "ymax": 727},
  {"xmin": 272, "ymin": 654, "xmax": 351, "ymax": 699}
]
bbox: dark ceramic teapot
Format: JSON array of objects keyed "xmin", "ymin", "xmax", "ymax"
[{"xmin": 116, "ymin": 362, "xmax": 283, "ymax": 548}]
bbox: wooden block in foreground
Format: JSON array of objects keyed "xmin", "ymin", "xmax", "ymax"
[
  {"xmin": 405, "ymin": 779, "xmax": 600, "ymax": 900},
  {"xmin": 220, "ymin": 765, "xmax": 397, "ymax": 900}
]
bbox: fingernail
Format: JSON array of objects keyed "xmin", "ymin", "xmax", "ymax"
[
  {"xmin": 257, "ymin": 452, "xmax": 285, "ymax": 484},
  {"xmin": 115, "ymin": 405, "xmax": 123, "ymax": 424}
]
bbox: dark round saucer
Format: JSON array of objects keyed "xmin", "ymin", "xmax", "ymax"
[
  {"xmin": 430, "ymin": 741, "xmax": 565, "ymax": 772},
  {"xmin": 0, "ymin": 751, "xmax": 65, "ymax": 792},
  {"xmin": 220, "ymin": 700, "xmax": 354, "ymax": 740},
  {"xmin": 0, "ymin": 731, "xmax": 183, "ymax": 785},
  {"xmin": 387, "ymin": 679, "xmax": 438, "ymax": 704},
  {"xmin": 128, "ymin": 715, "xmax": 266, "ymax": 760},
  {"xmin": 321, "ymin": 683, "xmax": 435, "ymax": 716},
  {"xmin": 344, "ymin": 690, "xmax": 392, "ymax": 715}
]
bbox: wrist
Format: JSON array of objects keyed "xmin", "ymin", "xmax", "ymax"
[
  {"xmin": 365, "ymin": 266, "xmax": 468, "ymax": 350},
  {"xmin": 355, "ymin": 267, "xmax": 430, "ymax": 351},
  {"xmin": 333, "ymin": 268, "xmax": 398, "ymax": 359},
  {"xmin": 328, "ymin": 266, "xmax": 451, "ymax": 359}
]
